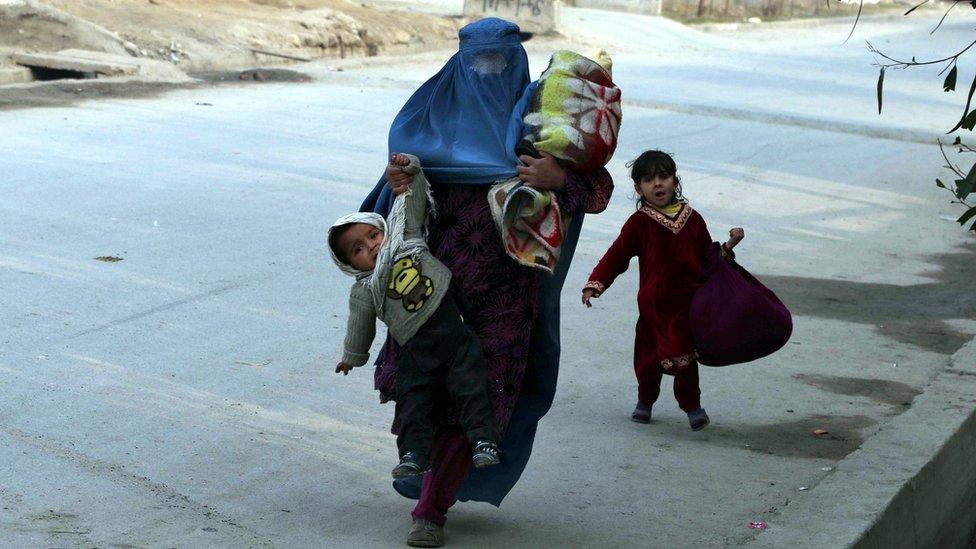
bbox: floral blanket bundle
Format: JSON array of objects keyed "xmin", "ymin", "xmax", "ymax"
[
  {"xmin": 520, "ymin": 49, "xmax": 621, "ymax": 173},
  {"xmin": 488, "ymin": 178, "xmax": 568, "ymax": 274},
  {"xmin": 493, "ymin": 50, "xmax": 621, "ymax": 273}
]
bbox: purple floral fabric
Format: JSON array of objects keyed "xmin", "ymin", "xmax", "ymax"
[{"xmin": 374, "ymin": 168, "xmax": 613, "ymax": 433}]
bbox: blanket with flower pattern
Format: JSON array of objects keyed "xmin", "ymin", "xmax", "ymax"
[
  {"xmin": 489, "ymin": 177, "xmax": 567, "ymax": 274},
  {"xmin": 494, "ymin": 50, "xmax": 620, "ymax": 273},
  {"xmin": 521, "ymin": 50, "xmax": 621, "ymax": 173}
]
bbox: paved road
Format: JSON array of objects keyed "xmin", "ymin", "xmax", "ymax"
[{"xmin": 1, "ymin": 11, "xmax": 974, "ymax": 548}]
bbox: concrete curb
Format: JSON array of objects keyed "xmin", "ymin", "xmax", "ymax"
[{"xmin": 748, "ymin": 337, "xmax": 976, "ymax": 548}]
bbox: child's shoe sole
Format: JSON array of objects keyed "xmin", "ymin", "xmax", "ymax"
[
  {"xmin": 392, "ymin": 469, "xmax": 423, "ymax": 478},
  {"xmin": 472, "ymin": 455, "xmax": 500, "ymax": 468},
  {"xmin": 391, "ymin": 464, "xmax": 426, "ymax": 478}
]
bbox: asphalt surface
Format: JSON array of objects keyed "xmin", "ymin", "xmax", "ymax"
[{"xmin": 1, "ymin": 10, "xmax": 974, "ymax": 548}]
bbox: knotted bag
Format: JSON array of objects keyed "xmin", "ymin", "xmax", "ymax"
[{"xmin": 690, "ymin": 243, "xmax": 792, "ymax": 366}]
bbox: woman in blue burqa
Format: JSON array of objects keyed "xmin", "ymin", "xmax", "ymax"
[{"xmin": 361, "ymin": 17, "xmax": 613, "ymax": 547}]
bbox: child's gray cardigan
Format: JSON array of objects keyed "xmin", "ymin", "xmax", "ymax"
[{"xmin": 340, "ymin": 155, "xmax": 452, "ymax": 367}]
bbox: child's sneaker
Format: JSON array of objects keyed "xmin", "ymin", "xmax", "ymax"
[
  {"xmin": 392, "ymin": 452, "xmax": 429, "ymax": 478},
  {"xmin": 688, "ymin": 408, "xmax": 710, "ymax": 431},
  {"xmin": 631, "ymin": 403, "xmax": 652, "ymax": 424},
  {"xmin": 471, "ymin": 440, "xmax": 500, "ymax": 468}
]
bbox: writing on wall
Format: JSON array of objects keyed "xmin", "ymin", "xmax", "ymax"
[
  {"xmin": 480, "ymin": 0, "xmax": 549, "ymax": 17},
  {"xmin": 463, "ymin": 0, "xmax": 558, "ymax": 32}
]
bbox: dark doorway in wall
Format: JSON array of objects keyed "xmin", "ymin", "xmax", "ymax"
[{"xmin": 26, "ymin": 66, "xmax": 96, "ymax": 81}]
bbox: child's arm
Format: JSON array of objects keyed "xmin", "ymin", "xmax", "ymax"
[
  {"xmin": 336, "ymin": 288, "xmax": 376, "ymax": 374},
  {"xmin": 698, "ymin": 215, "xmax": 742, "ymax": 262},
  {"xmin": 386, "ymin": 158, "xmax": 413, "ymax": 195},
  {"xmin": 721, "ymin": 227, "xmax": 744, "ymax": 260},
  {"xmin": 726, "ymin": 228, "xmax": 744, "ymax": 248},
  {"xmin": 390, "ymin": 153, "xmax": 429, "ymax": 238},
  {"xmin": 582, "ymin": 216, "xmax": 640, "ymax": 307}
]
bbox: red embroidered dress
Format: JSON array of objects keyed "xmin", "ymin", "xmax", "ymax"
[{"xmin": 585, "ymin": 203, "xmax": 713, "ymax": 409}]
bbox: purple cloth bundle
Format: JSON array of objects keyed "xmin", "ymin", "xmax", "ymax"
[{"xmin": 690, "ymin": 243, "xmax": 792, "ymax": 366}]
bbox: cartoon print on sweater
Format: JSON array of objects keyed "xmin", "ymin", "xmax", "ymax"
[{"xmin": 387, "ymin": 257, "xmax": 434, "ymax": 312}]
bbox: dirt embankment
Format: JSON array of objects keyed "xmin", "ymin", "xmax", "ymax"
[{"xmin": 1, "ymin": 0, "xmax": 461, "ymax": 74}]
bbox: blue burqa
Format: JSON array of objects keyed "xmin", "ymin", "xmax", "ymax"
[{"xmin": 360, "ymin": 17, "xmax": 583, "ymax": 506}]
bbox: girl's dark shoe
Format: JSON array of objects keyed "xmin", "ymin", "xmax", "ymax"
[
  {"xmin": 471, "ymin": 440, "xmax": 500, "ymax": 468},
  {"xmin": 688, "ymin": 408, "xmax": 710, "ymax": 431},
  {"xmin": 392, "ymin": 452, "xmax": 429, "ymax": 478},
  {"xmin": 631, "ymin": 403, "xmax": 652, "ymax": 424}
]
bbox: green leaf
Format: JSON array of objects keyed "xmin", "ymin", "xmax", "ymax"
[
  {"xmin": 937, "ymin": 178, "xmax": 947, "ymax": 188},
  {"xmin": 949, "ymin": 73, "xmax": 976, "ymax": 133},
  {"xmin": 971, "ymin": 0, "xmax": 976, "ymax": 8},
  {"xmin": 945, "ymin": 65, "xmax": 958, "ymax": 92},
  {"xmin": 958, "ymin": 206, "xmax": 976, "ymax": 226},
  {"xmin": 877, "ymin": 67, "xmax": 885, "ymax": 114},
  {"xmin": 843, "ymin": 0, "xmax": 864, "ymax": 43},
  {"xmin": 956, "ymin": 162, "xmax": 976, "ymax": 199},
  {"xmin": 958, "ymin": 183, "xmax": 976, "ymax": 200},
  {"xmin": 961, "ymin": 109, "xmax": 976, "ymax": 131}
]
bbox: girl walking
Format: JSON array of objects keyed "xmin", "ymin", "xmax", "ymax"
[{"xmin": 582, "ymin": 150, "xmax": 742, "ymax": 430}]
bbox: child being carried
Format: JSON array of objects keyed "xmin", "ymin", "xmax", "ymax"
[{"xmin": 329, "ymin": 153, "xmax": 501, "ymax": 478}]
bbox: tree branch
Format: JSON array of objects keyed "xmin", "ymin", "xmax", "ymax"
[
  {"xmin": 868, "ymin": 39, "xmax": 976, "ymax": 70},
  {"xmin": 939, "ymin": 139, "xmax": 966, "ymax": 177}
]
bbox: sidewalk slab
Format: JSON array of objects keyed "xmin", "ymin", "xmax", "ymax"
[
  {"xmin": 13, "ymin": 49, "xmax": 186, "ymax": 80},
  {"xmin": 14, "ymin": 50, "xmax": 137, "ymax": 76},
  {"xmin": 0, "ymin": 67, "xmax": 33, "ymax": 85},
  {"xmin": 750, "ymin": 339, "xmax": 976, "ymax": 548}
]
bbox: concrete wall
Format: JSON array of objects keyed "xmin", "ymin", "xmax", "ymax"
[
  {"xmin": 462, "ymin": 0, "xmax": 560, "ymax": 33},
  {"xmin": 571, "ymin": 0, "xmax": 662, "ymax": 15}
]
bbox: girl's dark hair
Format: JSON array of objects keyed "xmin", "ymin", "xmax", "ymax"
[{"xmin": 626, "ymin": 150, "xmax": 683, "ymax": 207}]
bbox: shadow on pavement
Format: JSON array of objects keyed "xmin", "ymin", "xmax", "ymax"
[
  {"xmin": 793, "ymin": 374, "xmax": 922, "ymax": 406},
  {"xmin": 760, "ymin": 241, "xmax": 976, "ymax": 355},
  {"xmin": 715, "ymin": 413, "xmax": 879, "ymax": 460}
]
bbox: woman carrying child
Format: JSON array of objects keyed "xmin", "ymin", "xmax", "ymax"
[
  {"xmin": 362, "ymin": 18, "xmax": 613, "ymax": 548},
  {"xmin": 582, "ymin": 150, "xmax": 743, "ymax": 430}
]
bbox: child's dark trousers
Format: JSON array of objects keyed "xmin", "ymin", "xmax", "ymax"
[{"xmin": 394, "ymin": 285, "xmax": 497, "ymax": 460}]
